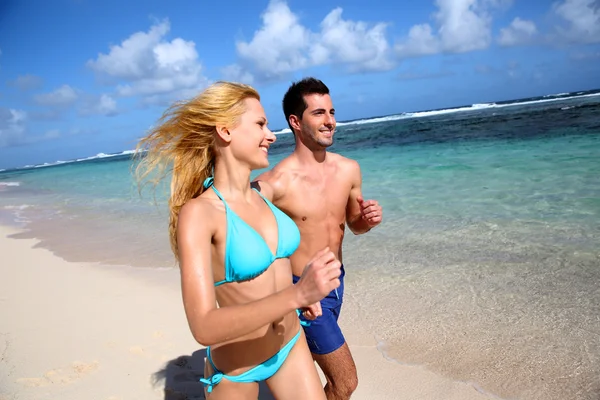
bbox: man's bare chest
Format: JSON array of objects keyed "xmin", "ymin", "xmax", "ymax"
[{"xmin": 282, "ymin": 175, "xmax": 351, "ymax": 221}]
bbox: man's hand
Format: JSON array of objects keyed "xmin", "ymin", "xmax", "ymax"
[
  {"xmin": 357, "ymin": 196, "xmax": 382, "ymax": 228},
  {"xmin": 300, "ymin": 302, "xmax": 322, "ymax": 320}
]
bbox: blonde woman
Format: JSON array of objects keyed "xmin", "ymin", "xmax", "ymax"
[{"xmin": 136, "ymin": 81, "xmax": 340, "ymax": 399}]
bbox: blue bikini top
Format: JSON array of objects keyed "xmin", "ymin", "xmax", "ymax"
[{"xmin": 203, "ymin": 177, "xmax": 301, "ymax": 286}]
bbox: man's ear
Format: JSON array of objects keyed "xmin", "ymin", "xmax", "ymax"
[
  {"xmin": 216, "ymin": 125, "xmax": 232, "ymax": 143},
  {"xmin": 289, "ymin": 115, "xmax": 301, "ymax": 132}
]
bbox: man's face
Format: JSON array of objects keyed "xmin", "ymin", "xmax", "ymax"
[{"xmin": 297, "ymin": 93, "xmax": 336, "ymax": 148}]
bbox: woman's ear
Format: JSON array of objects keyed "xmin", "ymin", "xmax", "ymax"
[{"xmin": 216, "ymin": 125, "xmax": 232, "ymax": 143}]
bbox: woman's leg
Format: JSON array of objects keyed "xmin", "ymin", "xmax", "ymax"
[{"xmin": 265, "ymin": 331, "xmax": 326, "ymax": 400}]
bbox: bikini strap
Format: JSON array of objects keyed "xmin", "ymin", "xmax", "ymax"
[
  {"xmin": 253, "ymin": 186, "xmax": 278, "ymax": 210},
  {"xmin": 203, "ymin": 176, "xmax": 226, "ymax": 203}
]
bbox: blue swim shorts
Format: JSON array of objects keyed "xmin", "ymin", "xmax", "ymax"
[{"xmin": 292, "ymin": 264, "xmax": 346, "ymax": 355}]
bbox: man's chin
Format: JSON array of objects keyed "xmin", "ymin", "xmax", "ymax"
[{"xmin": 317, "ymin": 139, "xmax": 334, "ymax": 148}]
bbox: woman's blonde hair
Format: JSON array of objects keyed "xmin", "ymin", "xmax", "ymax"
[{"xmin": 135, "ymin": 81, "xmax": 260, "ymax": 260}]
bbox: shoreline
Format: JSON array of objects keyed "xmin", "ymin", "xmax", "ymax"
[{"xmin": 0, "ymin": 224, "xmax": 498, "ymax": 400}]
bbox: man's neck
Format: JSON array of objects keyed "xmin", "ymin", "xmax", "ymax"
[{"xmin": 293, "ymin": 136, "xmax": 327, "ymax": 165}]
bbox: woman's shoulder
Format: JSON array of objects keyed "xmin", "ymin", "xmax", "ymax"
[{"xmin": 178, "ymin": 191, "xmax": 223, "ymax": 232}]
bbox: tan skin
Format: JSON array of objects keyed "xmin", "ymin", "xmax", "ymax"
[
  {"xmin": 177, "ymin": 98, "xmax": 343, "ymax": 399},
  {"xmin": 256, "ymin": 93, "xmax": 383, "ymax": 400}
]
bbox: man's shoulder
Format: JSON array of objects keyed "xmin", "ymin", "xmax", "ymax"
[
  {"xmin": 255, "ymin": 156, "xmax": 301, "ymax": 201},
  {"xmin": 328, "ymin": 152, "xmax": 360, "ymax": 172},
  {"xmin": 258, "ymin": 156, "xmax": 297, "ymax": 182}
]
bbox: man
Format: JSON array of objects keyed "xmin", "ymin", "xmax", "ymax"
[{"xmin": 256, "ymin": 77, "xmax": 383, "ymax": 400}]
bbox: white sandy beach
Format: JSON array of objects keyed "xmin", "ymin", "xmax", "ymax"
[{"xmin": 0, "ymin": 225, "xmax": 498, "ymax": 400}]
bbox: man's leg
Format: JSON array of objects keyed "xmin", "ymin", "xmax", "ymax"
[
  {"xmin": 312, "ymin": 343, "xmax": 358, "ymax": 400},
  {"xmin": 295, "ymin": 266, "xmax": 357, "ymax": 400}
]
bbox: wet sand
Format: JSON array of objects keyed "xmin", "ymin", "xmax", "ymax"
[{"xmin": 0, "ymin": 225, "xmax": 496, "ymax": 400}]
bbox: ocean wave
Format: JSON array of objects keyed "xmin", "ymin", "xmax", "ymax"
[
  {"xmin": 74, "ymin": 150, "xmax": 136, "ymax": 163},
  {"xmin": 272, "ymin": 92, "xmax": 600, "ymax": 135},
  {"xmin": 0, "ymin": 182, "xmax": 20, "ymax": 187},
  {"xmin": 339, "ymin": 114, "xmax": 411, "ymax": 126},
  {"xmin": 20, "ymin": 150, "xmax": 138, "ymax": 170},
  {"xmin": 543, "ymin": 92, "xmax": 570, "ymax": 98},
  {"xmin": 335, "ymin": 92, "xmax": 600, "ymax": 128},
  {"xmin": 3, "ymin": 204, "xmax": 30, "ymax": 210},
  {"xmin": 7, "ymin": 91, "xmax": 599, "ymax": 169}
]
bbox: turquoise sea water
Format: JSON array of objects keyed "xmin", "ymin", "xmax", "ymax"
[{"xmin": 1, "ymin": 90, "xmax": 599, "ymax": 400}]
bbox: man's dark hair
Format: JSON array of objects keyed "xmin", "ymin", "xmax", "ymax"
[{"xmin": 282, "ymin": 77, "xmax": 330, "ymax": 131}]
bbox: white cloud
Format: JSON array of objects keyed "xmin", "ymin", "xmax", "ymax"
[
  {"xmin": 570, "ymin": 50, "xmax": 600, "ymax": 59},
  {"xmin": 395, "ymin": 24, "xmax": 441, "ymax": 57},
  {"xmin": 87, "ymin": 19, "xmax": 209, "ymax": 104},
  {"xmin": 474, "ymin": 64, "xmax": 495, "ymax": 74},
  {"xmin": 96, "ymin": 94, "xmax": 117, "ymax": 115},
  {"xmin": 395, "ymin": 0, "xmax": 506, "ymax": 58},
  {"xmin": 497, "ymin": 17, "xmax": 538, "ymax": 46},
  {"xmin": 552, "ymin": 0, "xmax": 600, "ymax": 43},
  {"xmin": 0, "ymin": 108, "xmax": 27, "ymax": 148},
  {"xmin": 221, "ymin": 64, "xmax": 255, "ymax": 85},
  {"xmin": 10, "ymin": 74, "xmax": 44, "ymax": 91},
  {"xmin": 396, "ymin": 69, "xmax": 455, "ymax": 81},
  {"xmin": 507, "ymin": 60, "xmax": 520, "ymax": 78},
  {"xmin": 44, "ymin": 129, "xmax": 61, "ymax": 139},
  {"xmin": 437, "ymin": 0, "xmax": 493, "ymax": 52},
  {"xmin": 317, "ymin": 8, "xmax": 393, "ymax": 71},
  {"xmin": 33, "ymin": 85, "xmax": 78, "ymax": 106},
  {"xmin": 235, "ymin": 1, "xmax": 312, "ymax": 79},
  {"xmin": 80, "ymin": 94, "xmax": 118, "ymax": 117},
  {"xmin": 228, "ymin": 1, "xmax": 394, "ymax": 82}
]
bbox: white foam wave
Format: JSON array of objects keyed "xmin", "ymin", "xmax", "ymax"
[
  {"xmin": 0, "ymin": 182, "xmax": 20, "ymax": 187},
  {"xmin": 544, "ymin": 92, "xmax": 570, "ymax": 98},
  {"xmin": 3, "ymin": 204, "xmax": 30, "ymax": 210},
  {"xmin": 338, "ymin": 114, "xmax": 410, "ymax": 126},
  {"xmin": 331, "ymin": 92, "xmax": 600, "ymax": 128},
  {"xmin": 75, "ymin": 150, "xmax": 137, "ymax": 162},
  {"xmin": 27, "ymin": 150, "xmax": 137, "ymax": 169}
]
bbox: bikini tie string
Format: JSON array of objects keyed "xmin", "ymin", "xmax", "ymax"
[
  {"xmin": 203, "ymin": 176, "xmax": 214, "ymax": 189},
  {"xmin": 200, "ymin": 372, "xmax": 223, "ymax": 393}
]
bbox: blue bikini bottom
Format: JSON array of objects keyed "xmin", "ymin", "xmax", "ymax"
[{"xmin": 200, "ymin": 328, "xmax": 302, "ymax": 393}]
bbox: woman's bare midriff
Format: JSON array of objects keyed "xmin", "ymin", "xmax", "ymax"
[{"xmin": 208, "ymin": 258, "xmax": 300, "ymax": 376}]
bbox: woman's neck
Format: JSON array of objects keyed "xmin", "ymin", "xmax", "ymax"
[{"xmin": 212, "ymin": 158, "xmax": 254, "ymax": 201}]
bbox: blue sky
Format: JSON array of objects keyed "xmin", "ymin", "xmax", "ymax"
[{"xmin": 1, "ymin": 0, "xmax": 599, "ymax": 169}]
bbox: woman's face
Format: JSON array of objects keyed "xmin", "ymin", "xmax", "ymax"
[{"xmin": 229, "ymin": 97, "xmax": 276, "ymax": 170}]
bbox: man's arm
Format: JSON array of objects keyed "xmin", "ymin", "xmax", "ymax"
[{"xmin": 345, "ymin": 160, "xmax": 382, "ymax": 235}]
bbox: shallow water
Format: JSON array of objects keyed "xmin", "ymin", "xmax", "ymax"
[{"xmin": 1, "ymin": 91, "xmax": 599, "ymax": 399}]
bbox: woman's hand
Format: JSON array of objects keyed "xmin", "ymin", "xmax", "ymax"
[{"xmin": 294, "ymin": 247, "xmax": 341, "ymax": 308}]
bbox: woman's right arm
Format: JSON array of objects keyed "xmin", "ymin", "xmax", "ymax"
[{"xmin": 177, "ymin": 200, "xmax": 341, "ymax": 347}]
